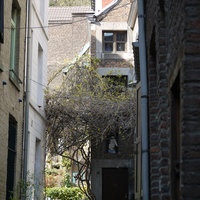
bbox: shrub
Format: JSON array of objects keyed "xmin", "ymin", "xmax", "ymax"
[{"xmin": 45, "ymin": 187, "xmax": 88, "ymax": 200}]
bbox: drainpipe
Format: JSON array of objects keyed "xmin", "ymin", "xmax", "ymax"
[
  {"xmin": 23, "ymin": 0, "xmax": 31, "ymax": 198},
  {"xmin": 138, "ymin": 0, "xmax": 149, "ymax": 199}
]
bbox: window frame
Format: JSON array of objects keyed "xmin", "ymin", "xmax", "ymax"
[
  {"xmin": 9, "ymin": 3, "xmax": 22, "ymax": 88},
  {"xmin": 103, "ymin": 31, "xmax": 127, "ymax": 53},
  {"xmin": 0, "ymin": 0, "xmax": 4, "ymax": 43},
  {"xmin": 6, "ymin": 115, "xmax": 17, "ymax": 200},
  {"xmin": 10, "ymin": 8, "xmax": 17, "ymax": 73}
]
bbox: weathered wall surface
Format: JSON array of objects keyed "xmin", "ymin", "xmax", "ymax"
[
  {"xmin": 145, "ymin": 0, "xmax": 200, "ymax": 199},
  {"xmin": 91, "ymin": 1, "xmax": 134, "ymax": 199},
  {"xmin": 48, "ymin": 7, "xmax": 92, "ymax": 89},
  {"xmin": 0, "ymin": 0, "xmax": 26, "ymax": 199}
]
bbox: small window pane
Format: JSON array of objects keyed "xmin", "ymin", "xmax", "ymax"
[
  {"xmin": 117, "ymin": 33, "xmax": 125, "ymax": 41},
  {"xmin": 105, "ymin": 43, "xmax": 113, "ymax": 51},
  {"xmin": 104, "ymin": 32, "xmax": 113, "ymax": 41},
  {"xmin": 117, "ymin": 43, "xmax": 125, "ymax": 51}
]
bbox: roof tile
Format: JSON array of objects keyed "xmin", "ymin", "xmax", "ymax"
[{"xmin": 49, "ymin": 6, "xmax": 93, "ymax": 21}]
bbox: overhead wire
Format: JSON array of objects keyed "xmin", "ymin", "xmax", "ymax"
[
  {"xmin": 7, "ymin": 1, "xmax": 134, "ymax": 88},
  {"xmin": 4, "ymin": 1, "xmax": 133, "ymax": 30}
]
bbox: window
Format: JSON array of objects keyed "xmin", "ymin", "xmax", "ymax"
[
  {"xmin": 0, "ymin": 0, "xmax": 4, "ymax": 43},
  {"xmin": 6, "ymin": 115, "xmax": 17, "ymax": 200},
  {"xmin": 37, "ymin": 44, "xmax": 44, "ymax": 107},
  {"xmin": 103, "ymin": 31, "xmax": 126, "ymax": 52},
  {"xmin": 34, "ymin": 138, "xmax": 42, "ymax": 199},
  {"xmin": 10, "ymin": 2, "xmax": 21, "ymax": 87}
]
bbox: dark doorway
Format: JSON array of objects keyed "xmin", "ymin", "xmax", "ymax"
[
  {"xmin": 6, "ymin": 115, "xmax": 17, "ymax": 200},
  {"xmin": 171, "ymin": 72, "xmax": 181, "ymax": 199},
  {"xmin": 102, "ymin": 168, "xmax": 128, "ymax": 200}
]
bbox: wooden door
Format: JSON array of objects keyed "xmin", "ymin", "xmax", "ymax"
[{"xmin": 102, "ymin": 168, "xmax": 128, "ymax": 200}]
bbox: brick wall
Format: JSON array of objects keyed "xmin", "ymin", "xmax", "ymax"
[
  {"xmin": 48, "ymin": 22, "xmax": 74, "ymax": 89},
  {"xmin": 72, "ymin": 15, "xmax": 90, "ymax": 56},
  {"xmin": 0, "ymin": 0, "xmax": 26, "ymax": 199},
  {"xmin": 99, "ymin": 59, "xmax": 132, "ymax": 68},
  {"xmin": 182, "ymin": 1, "xmax": 200, "ymax": 198},
  {"xmin": 101, "ymin": 0, "xmax": 130, "ymax": 22},
  {"xmin": 48, "ymin": 11, "xmax": 91, "ymax": 90},
  {"xmin": 145, "ymin": 0, "xmax": 200, "ymax": 199},
  {"xmin": 91, "ymin": 0, "xmax": 134, "ymax": 160},
  {"xmin": 92, "ymin": 132, "xmax": 134, "ymax": 160}
]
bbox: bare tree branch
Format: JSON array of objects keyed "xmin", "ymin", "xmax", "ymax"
[{"xmin": 45, "ymin": 55, "xmax": 136, "ymax": 200}]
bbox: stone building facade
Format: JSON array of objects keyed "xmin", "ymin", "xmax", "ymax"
[
  {"xmin": 47, "ymin": 5, "xmax": 94, "ymax": 186},
  {"xmin": 25, "ymin": 0, "xmax": 49, "ymax": 199},
  {"xmin": 0, "ymin": 0, "xmax": 26, "ymax": 199},
  {"xmin": 48, "ymin": 2, "xmax": 135, "ymax": 199},
  {"xmin": 134, "ymin": 0, "xmax": 200, "ymax": 199},
  {"xmin": 48, "ymin": 6, "xmax": 94, "ymax": 89},
  {"xmin": 90, "ymin": 0, "xmax": 135, "ymax": 199}
]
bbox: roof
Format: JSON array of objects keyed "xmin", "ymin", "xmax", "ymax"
[{"xmin": 49, "ymin": 6, "xmax": 93, "ymax": 22}]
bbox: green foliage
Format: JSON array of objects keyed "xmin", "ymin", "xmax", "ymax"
[
  {"xmin": 46, "ymin": 168, "xmax": 59, "ymax": 176},
  {"xmin": 62, "ymin": 153, "xmax": 72, "ymax": 171},
  {"xmin": 49, "ymin": 0, "xmax": 91, "ymax": 6},
  {"xmin": 10, "ymin": 172, "xmax": 43, "ymax": 200},
  {"xmin": 45, "ymin": 187, "xmax": 88, "ymax": 200},
  {"xmin": 45, "ymin": 167, "xmax": 66, "ymax": 188},
  {"xmin": 62, "ymin": 173, "xmax": 75, "ymax": 187},
  {"xmin": 45, "ymin": 54, "xmax": 135, "ymax": 200}
]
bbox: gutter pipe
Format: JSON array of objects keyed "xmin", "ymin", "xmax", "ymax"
[
  {"xmin": 138, "ymin": 0, "xmax": 149, "ymax": 199},
  {"xmin": 23, "ymin": 0, "xmax": 31, "ymax": 198}
]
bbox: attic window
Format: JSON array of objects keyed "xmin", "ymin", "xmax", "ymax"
[{"xmin": 103, "ymin": 31, "xmax": 127, "ymax": 52}]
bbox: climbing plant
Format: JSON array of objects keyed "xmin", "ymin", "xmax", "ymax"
[
  {"xmin": 45, "ymin": 55, "xmax": 135, "ymax": 200},
  {"xmin": 49, "ymin": 0, "xmax": 91, "ymax": 6}
]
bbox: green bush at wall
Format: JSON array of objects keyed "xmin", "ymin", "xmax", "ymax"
[{"xmin": 45, "ymin": 187, "xmax": 88, "ymax": 200}]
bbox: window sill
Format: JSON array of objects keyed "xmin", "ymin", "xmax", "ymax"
[
  {"xmin": 9, "ymin": 71, "xmax": 22, "ymax": 90},
  {"xmin": 9, "ymin": 76, "xmax": 20, "ymax": 90},
  {"xmin": 0, "ymin": 64, "xmax": 4, "ymax": 72},
  {"xmin": 102, "ymin": 52, "xmax": 128, "ymax": 59}
]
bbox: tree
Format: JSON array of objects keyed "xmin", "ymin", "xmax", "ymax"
[{"xmin": 45, "ymin": 55, "xmax": 135, "ymax": 200}]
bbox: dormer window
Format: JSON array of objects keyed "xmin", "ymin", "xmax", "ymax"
[{"xmin": 103, "ymin": 31, "xmax": 127, "ymax": 52}]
